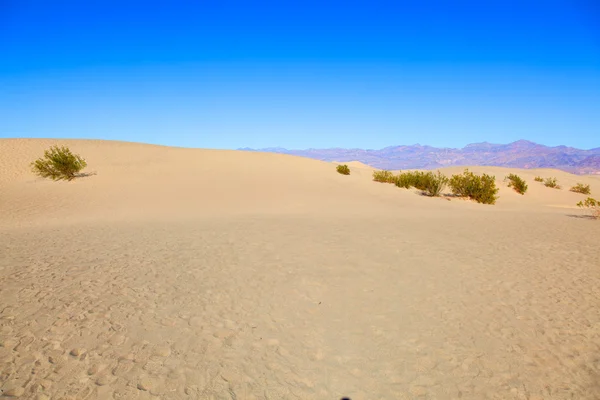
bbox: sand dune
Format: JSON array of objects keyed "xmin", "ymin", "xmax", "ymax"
[
  {"xmin": 1, "ymin": 139, "xmax": 600, "ymax": 399},
  {"xmin": 334, "ymin": 161, "xmax": 375, "ymax": 170}
]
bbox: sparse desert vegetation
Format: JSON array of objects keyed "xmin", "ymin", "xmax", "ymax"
[
  {"xmin": 543, "ymin": 177, "xmax": 561, "ymax": 189},
  {"xmin": 505, "ymin": 173, "xmax": 528, "ymax": 195},
  {"xmin": 577, "ymin": 197, "xmax": 600, "ymax": 219},
  {"xmin": 570, "ymin": 183, "xmax": 591, "ymax": 195},
  {"xmin": 31, "ymin": 145, "xmax": 87, "ymax": 181},
  {"xmin": 449, "ymin": 169, "xmax": 499, "ymax": 204},
  {"xmin": 534, "ymin": 176, "xmax": 544, "ymax": 182},
  {"xmin": 336, "ymin": 164, "xmax": 350, "ymax": 175},
  {"xmin": 372, "ymin": 170, "xmax": 396, "ymax": 183}
]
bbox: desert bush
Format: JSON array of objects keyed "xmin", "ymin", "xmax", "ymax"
[
  {"xmin": 534, "ymin": 176, "xmax": 544, "ymax": 182},
  {"xmin": 393, "ymin": 170, "xmax": 448, "ymax": 196},
  {"xmin": 449, "ymin": 169, "xmax": 499, "ymax": 204},
  {"xmin": 570, "ymin": 183, "xmax": 591, "ymax": 195},
  {"xmin": 411, "ymin": 172, "xmax": 433, "ymax": 192},
  {"xmin": 543, "ymin": 177, "xmax": 561, "ymax": 189},
  {"xmin": 394, "ymin": 171, "xmax": 415, "ymax": 189},
  {"xmin": 31, "ymin": 146, "xmax": 87, "ymax": 181},
  {"xmin": 397, "ymin": 171, "xmax": 426, "ymax": 190},
  {"xmin": 394, "ymin": 171, "xmax": 424, "ymax": 190},
  {"xmin": 505, "ymin": 173, "xmax": 528, "ymax": 195},
  {"xmin": 372, "ymin": 170, "xmax": 396, "ymax": 183},
  {"xmin": 336, "ymin": 164, "xmax": 350, "ymax": 175},
  {"xmin": 420, "ymin": 171, "xmax": 448, "ymax": 197},
  {"xmin": 577, "ymin": 197, "xmax": 600, "ymax": 219}
]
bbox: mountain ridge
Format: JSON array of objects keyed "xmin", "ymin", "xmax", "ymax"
[{"xmin": 239, "ymin": 140, "xmax": 600, "ymax": 174}]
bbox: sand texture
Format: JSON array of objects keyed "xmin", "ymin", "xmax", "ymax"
[{"xmin": 1, "ymin": 139, "xmax": 600, "ymax": 399}]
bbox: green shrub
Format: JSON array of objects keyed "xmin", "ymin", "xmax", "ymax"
[
  {"xmin": 31, "ymin": 146, "xmax": 88, "ymax": 181},
  {"xmin": 394, "ymin": 171, "xmax": 425, "ymax": 190},
  {"xmin": 421, "ymin": 171, "xmax": 449, "ymax": 197},
  {"xmin": 543, "ymin": 177, "xmax": 560, "ymax": 189},
  {"xmin": 336, "ymin": 164, "xmax": 350, "ymax": 175},
  {"xmin": 505, "ymin": 173, "xmax": 528, "ymax": 195},
  {"xmin": 411, "ymin": 172, "xmax": 432, "ymax": 192},
  {"xmin": 392, "ymin": 170, "xmax": 448, "ymax": 197},
  {"xmin": 577, "ymin": 197, "xmax": 600, "ymax": 219},
  {"xmin": 534, "ymin": 176, "xmax": 544, "ymax": 182},
  {"xmin": 394, "ymin": 172, "xmax": 414, "ymax": 189},
  {"xmin": 372, "ymin": 170, "xmax": 396, "ymax": 183},
  {"xmin": 449, "ymin": 169, "xmax": 499, "ymax": 204},
  {"xmin": 570, "ymin": 183, "xmax": 591, "ymax": 195}
]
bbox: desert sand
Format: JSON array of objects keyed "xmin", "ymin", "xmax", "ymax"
[{"xmin": 1, "ymin": 138, "xmax": 599, "ymax": 400}]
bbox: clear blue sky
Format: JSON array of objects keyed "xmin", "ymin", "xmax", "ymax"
[{"xmin": 1, "ymin": 0, "xmax": 599, "ymax": 150}]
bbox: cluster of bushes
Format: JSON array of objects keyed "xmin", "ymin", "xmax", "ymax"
[
  {"xmin": 371, "ymin": 168, "xmax": 499, "ymax": 204},
  {"xmin": 505, "ymin": 174, "xmax": 528, "ymax": 195},
  {"xmin": 341, "ymin": 164, "xmax": 597, "ymax": 220},
  {"xmin": 533, "ymin": 174, "xmax": 594, "ymax": 197},
  {"xmin": 534, "ymin": 176, "xmax": 594, "ymax": 196}
]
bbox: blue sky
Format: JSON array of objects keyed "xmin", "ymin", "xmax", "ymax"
[{"xmin": 1, "ymin": 0, "xmax": 599, "ymax": 150}]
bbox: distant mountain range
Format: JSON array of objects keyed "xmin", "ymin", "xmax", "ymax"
[{"xmin": 239, "ymin": 140, "xmax": 600, "ymax": 174}]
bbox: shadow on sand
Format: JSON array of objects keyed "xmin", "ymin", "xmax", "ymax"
[
  {"xmin": 76, "ymin": 171, "xmax": 97, "ymax": 178},
  {"xmin": 566, "ymin": 214, "xmax": 597, "ymax": 220}
]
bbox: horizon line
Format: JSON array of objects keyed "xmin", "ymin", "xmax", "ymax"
[{"xmin": 2, "ymin": 137, "xmax": 599, "ymax": 152}]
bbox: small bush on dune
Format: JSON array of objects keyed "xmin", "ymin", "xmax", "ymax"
[
  {"xmin": 372, "ymin": 170, "xmax": 396, "ymax": 183},
  {"xmin": 31, "ymin": 146, "xmax": 87, "ymax": 181},
  {"xmin": 505, "ymin": 173, "xmax": 528, "ymax": 195},
  {"xmin": 392, "ymin": 170, "xmax": 448, "ymax": 196},
  {"xmin": 421, "ymin": 171, "xmax": 449, "ymax": 197},
  {"xmin": 394, "ymin": 171, "xmax": 420, "ymax": 189},
  {"xmin": 577, "ymin": 197, "xmax": 600, "ymax": 219},
  {"xmin": 449, "ymin": 169, "xmax": 499, "ymax": 204},
  {"xmin": 336, "ymin": 164, "xmax": 350, "ymax": 175},
  {"xmin": 570, "ymin": 183, "xmax": 591, "ymax": 195},
  {"xmin": 394, "ymin": 172, "xmax": 414, "ymax": 189},
  {"xmin": 535, "ymin": 175, "xmax": 561, "ymax": 189},
  {"xmin": 394, "ymin": 171, "xmax": 426, "ymax": 191},
  {"xmin": 543, "ymin": 177, "xmax": 561, "ymax": 189},
  {"xmin": 411, "ymin": 172, "xmax": 432, "ymax": 192}
]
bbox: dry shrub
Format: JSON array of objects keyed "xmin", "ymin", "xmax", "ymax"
[
  {"xmin": 449, "ymin": 169, "xmax": 499, "ymax": 204},
  {"xmin": 31, "ymin": 146, "xmax": 88, "ymax": 181},
  {"xmin": 505, "ymin": 173, "xmax": 528, "ymax": 195},
  {"xmin": 570, "ymin": 183, "xmax": 591, "ymax": 195},
  {"xmin": 577, "ymin": 197, "xmax": 600, "ymax": 219},
  {"xmin": 543, "ymin": 177, "xmax": 561, "ymax": 189},
  {"xmin": 336, "ymin": 164, "xmax": 350, "ymax": 175},
  {"xmin": 372, "ymin": 170, "xmax": 396, "ymax": 183}
]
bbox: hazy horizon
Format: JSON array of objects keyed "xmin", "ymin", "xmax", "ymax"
[{"xmin": 240, "ymin": 138, "xmax": 600, "ymax": 151}]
